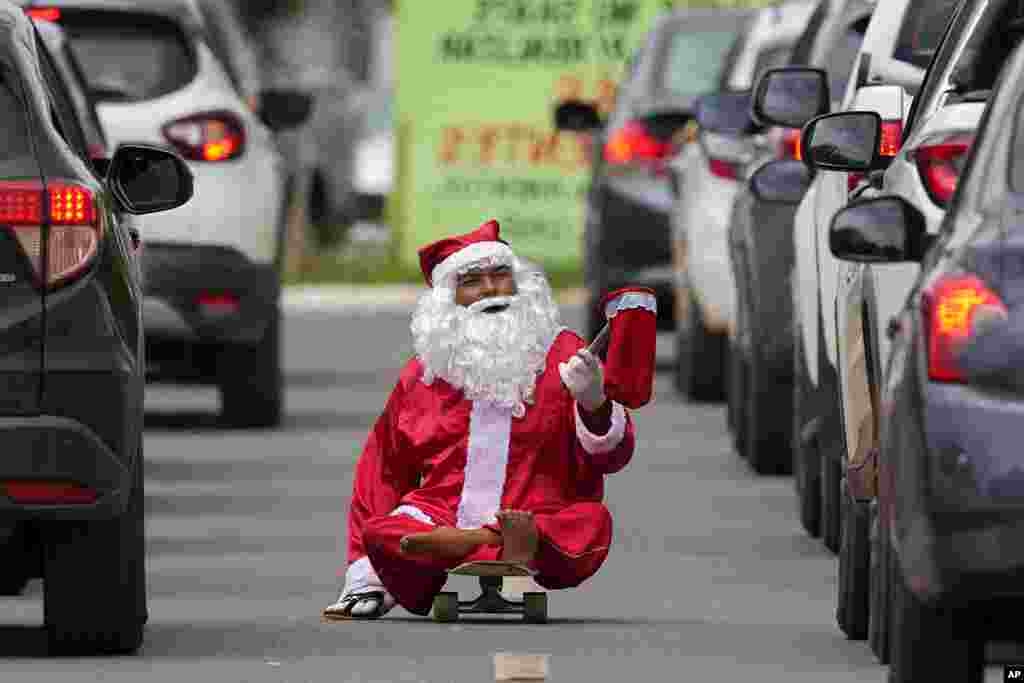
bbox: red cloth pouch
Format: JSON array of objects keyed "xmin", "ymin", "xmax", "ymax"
[{"xmin": 599, "ymin": 287, "xmax": 657, "ymax": 408}]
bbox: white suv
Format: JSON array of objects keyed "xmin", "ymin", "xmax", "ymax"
[{"xmin": 21, "ymin": 0, "xmax": 312, "ymax": 427}]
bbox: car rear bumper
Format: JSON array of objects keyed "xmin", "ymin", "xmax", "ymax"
[
  {"xmin": 0, "ymin": 415, "xmax": 130, "ymax": 521},
  {"xmin": 141, "ymin": 243, "xmax": 280, "ymax": 346}
]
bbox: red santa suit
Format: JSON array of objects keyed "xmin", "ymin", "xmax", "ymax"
[{"xmin": 344, "ymin": 327, "xmax": 634, "ymax": 615}]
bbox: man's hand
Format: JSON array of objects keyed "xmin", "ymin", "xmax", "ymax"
[{"xmin": 559, "ymin": 349, "xmax": 606, "ymax": 412}]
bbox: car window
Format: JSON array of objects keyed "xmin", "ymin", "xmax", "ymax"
[
  {"xmin": 197, "ymin": 0, "xmax": 260, "ymax": 100},
  {"xmin": 893, "ymin": 0, "xmax": 960, "ymax": 69},
  {"xmin": 36, "ymin": 35, "xmax": 90, "ymax": 161},
  {"xmin": 660, "ymin": 30, "xmax": 743, "ymax": 97},
  {"xmin": 824, "ymin": 17, "xmax": 868, "ymax": 103},
  {"xmin": 0, "ymin": 67, "xmax": 37, "ymax": 173},
  {"xmin": 948, "ymin": 1, "xmax": 1024, "ymax": 98},
  {"xmin": 57, "ymin": 11, "xmax": 196, "ymax": 103},
  {"xmin": 1009, "ymin": 84, "xmax": 1024, "ymax": 193}
]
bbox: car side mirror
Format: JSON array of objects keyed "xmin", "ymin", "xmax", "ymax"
[
  {"xmin": 554, "ymin": 99, "xmax": 603, "ymax": 132},
  {"xmin": 695, "ymin": 91, "xmax": 755, "ymax": 135},
  {"xmin": 107, "ymin": 144, "xmax": 193, "ymax": 215},
  {"xmin": 258, "ymin": 89, "xmax": 314, "ymax": 132},
  {"xmin": 749, "ymin": 159, "xmax": 811, "ymax": 203},
  {"xmin": 829, "ymin": 196, "xmax": 932, "ymax": 263},
  {"xmin": 752, "ymin": 67, "xmax": 830, "ymax": 129},
  {"xmin": 802, "ymin": 111, "xmax": 881, "ymax": 173}
]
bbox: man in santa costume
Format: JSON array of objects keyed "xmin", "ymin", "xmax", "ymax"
[{"xmin": 322, "ymin": 219, "xmax": 636, "ymax": 620}]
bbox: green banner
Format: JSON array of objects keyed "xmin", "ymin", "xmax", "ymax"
[{"xmin": 394, "ymin": 0, "xmax": 769, "ymax": 272}]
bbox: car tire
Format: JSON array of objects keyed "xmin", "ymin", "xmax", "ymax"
[
  {"xmin": 793, "ymin": 331, "xmax": 821, "ymax": 538},
  {"xmin": 745, "ymin": 345, "xmax": 794, "ymax": 476},
  {"xmin": 220, "ymin": 309, "xmax": 283, "ymax": 429},
  {"xmin": 887, "ymin": 552, "xmax": 984, "ymax": 683},
  {"xmin": 675, "ymin": 291, "xmax": 726, "ymax": 402},
  {"xmin": 727, "ymin": 337, "xmax": 747, "ymax": 457},
  {"xmin": 44, "ymin": 446, "xmax": 146, "ymax": 656},
  {"xmin": 869, "ymin": 502, "xmax": 890, "ymax": 664},
  {"xmin": 820, "ymin": 452, "xmax": 842, "ymax": 554},
  {"xmin": 836, "ymin": 479, "xmax": 870, "ymax": 640}
]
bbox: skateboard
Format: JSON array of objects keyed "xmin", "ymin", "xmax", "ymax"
[{"xmin": 431, "ymin": 560, "xmax": 547, "ymax": 623}]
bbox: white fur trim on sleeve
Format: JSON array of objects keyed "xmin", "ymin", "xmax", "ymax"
[
  {"xmin": 575, "ymin": 401, "xmax": 627, "ymax": 454},
  {"xmin": 431, "ymin": 241, "xmax": 515, "ymax": 287},
  {"xmin": 344, "ymin": 555, "xmax": 383, "ymax": 593},
  {"xmin": 390, "ymin": 504, "xmax": 434, "ymax": 526}
]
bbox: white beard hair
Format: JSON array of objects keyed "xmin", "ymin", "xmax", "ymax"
[{"xmin": 411, "ymin": 260, "xmax": 563, "ymax": 418}]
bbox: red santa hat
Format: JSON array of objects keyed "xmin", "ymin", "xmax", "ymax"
[{"xmin": 418, "ymin": 219, "xmax": 515, "ymax": 287}]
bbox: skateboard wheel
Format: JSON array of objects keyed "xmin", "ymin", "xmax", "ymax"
[
  {"xmin": 523, "ymin": 592, "xmax": 547, "ymax": 623},
  {"xmin": 432, "ymin": 592, "xmax": 459, "ymax": 623}
]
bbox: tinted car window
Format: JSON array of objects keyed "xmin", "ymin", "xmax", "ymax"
[
  {"xmin": 661, "ymin": 30, "xmax": 742, "ymax": 97},
  {"xmin": 893, "ymin": 0, "xmax": 960, "ymax": 69},
  {"xmin": 58, "ymin": 11, "xmax": 196, "ymax": 102},
  {"xmin": 948, "ymin": 2, "xmax": 1024, "ymax": 97},
  {"xmin": 0, "ymin": 68, "xmax": 35, "ymax": 172},
  {"xmin": 824, "ymin": 19, "xmax": 867, "ymax": 102},
  {"xmin": 752, "ymin": 44, "xmax": 792, "ymax": 85},
  {"xmin": 36, "ymin": 35, "xmax": 90, "ymax": 160}
]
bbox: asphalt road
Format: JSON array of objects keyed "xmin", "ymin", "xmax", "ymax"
[{"xmin": 0, "ymin": 304, "xmax": 1014, "ymax": 681}]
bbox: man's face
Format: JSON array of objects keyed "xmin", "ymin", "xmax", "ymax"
[{"xmin": 454, "ymin": 264, "xmax": 517, "ymax": 308}]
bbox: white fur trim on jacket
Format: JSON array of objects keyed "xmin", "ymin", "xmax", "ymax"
[
  {"xmin": 605, "ymin": 291, "xmax": 657, "ymax": 318},
  {"xmin": 344, "ymin": 555, "xmax": 383, "ymax": 594},
  {"xmin": 456, "ymin": 400, "xmax": 513, "ymax": 528},
  {"xmin": 575, "ymin": 401, "xmax": 627, "ymax": 454},
  {"xmin": 431, "ymin": 241, "xmax": 515, "ymax": 287},
  {"xmin": 390, "ymin": 505, "xmax": 434, "ymax": 526}
]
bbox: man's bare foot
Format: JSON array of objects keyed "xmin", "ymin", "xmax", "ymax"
[
  {"xmin": 400, "ymin": 527, "xmax": 500, "ymax": 560},
  {"xmin": 497, "ymin": 510, "xmax": 538, "ymax": 564}
]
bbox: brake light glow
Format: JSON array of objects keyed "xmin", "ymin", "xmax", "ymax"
[
  {"xmin": 847, "ymin": 120, "xmax": 904, "ymax": 192},
  {"xmin": 778, "ymin": 127, "xmax": 802, "ymax": 160},
  {"xmin": 3, "ymin": 480, "xmax": 97, "ymax": 505},
  {"xmin": 0, "ymin": 179, "xmax": 100, "ymax": 288},
  {"xmin": 911, "ymin": 133, "xmax": 974, "ymax": 208},
  {"xmin": 196, "ymin": 291, "xmax": 240, "ymax": 316},
  {"xmin": 708, "ymin": 157, "xmax": 739, "ymax": 180},
  {"xmin": 24, "ymin": 7, "xmax": 61, "ymax": 22},
  {"xmin": 923, "ymin": 274, "xmax": 1006, "ymax": 382},
  {"xmin": 604, "ymin": 120, "xmax": 672, "ymax": 165},
  {"xmin": 163, "ymin": 111, "xmax": 246, "ymax": 162}
]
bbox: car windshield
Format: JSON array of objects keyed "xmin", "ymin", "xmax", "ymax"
[
  {"xmin": 893, "ymin": 0, "xmax": 960, "ymax": 69},
  {"xmin": 660, "ymin": 30, "xmax": 741, "ymax": 97},
  {"xmin": 57, "ymin": 11, "xmax": 196, "ymax": 103}
]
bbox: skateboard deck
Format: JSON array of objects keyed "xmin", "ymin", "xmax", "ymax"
[{"xmin": 448, "ymin": 560, "xmax": 537, "ymax": 577}]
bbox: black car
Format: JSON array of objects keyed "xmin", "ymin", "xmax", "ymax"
[
  {"xmin": 0, "ymin": 2, "xmax": 192, "ymax": 654},
  {"xmin": 829, "ymin": 35, "xmax": 1024, "ymax": 682},
  {"xmin": 553, "ymin": 8, "xmax": 753, "ymax": 339}
]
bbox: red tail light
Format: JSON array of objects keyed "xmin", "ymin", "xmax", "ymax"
[
  {"xmin": 163, "ymin": 111, "xmax": 246, "ymax": 162},
  {"xmin": 3, "ymin": 480, "xmax": 98, "ymax": 505},
  {"xmin": 24, "ymin": 7, "xmax": 61, "ymax": 22},
  {"xmin": 910, "ymin": 133, "xmax": 974, "ymax": 208},
  {"xmin": 847, "ymin": 120, "xmax": 904, "ymax": 192},
  {"xmin": 708, "ymin": 157, "xmax": 739, "ymax": 180},
  {"xmin": 0, "ymin": 180, "xmax": 100, "ymax": 288},
  {"xmin": 773, "ymin": 127, "xmax": 802, "ymax": 160},
  {"xmin": 195, "ymin": 291, "xmax": 240, "ymax": 316},
  {"xmin": 604, "ymin": 120, "xmax": 672, "ymax": 166},
  {"xmin": 922, "ymin": 274, "xmax": 1006, "ymax": 382}
]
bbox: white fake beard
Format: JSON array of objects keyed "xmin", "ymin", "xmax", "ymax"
[{"xmin": 411, "ymin": 268, "xmax": 562, "ymax": 418}]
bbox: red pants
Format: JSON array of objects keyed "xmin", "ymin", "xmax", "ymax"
[{"xmin": 363, "ymin": 502, "xmax": 612, "ymax": 615}]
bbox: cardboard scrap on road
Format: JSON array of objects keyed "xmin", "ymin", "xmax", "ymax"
[{"xmin": 494, "ymin": 652, "xmax": 549, "ymax": 681}]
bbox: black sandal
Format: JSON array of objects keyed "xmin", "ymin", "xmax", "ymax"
[{"xmin": 322, "ymin": 591, "xmax": 388, "ymax": 621}]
